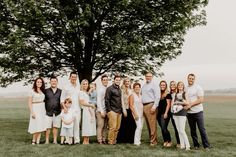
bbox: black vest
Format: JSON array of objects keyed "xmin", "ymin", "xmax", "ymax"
[{"xmin": 44, "ymin": 88, "xmax": 62, "ymax": 116}]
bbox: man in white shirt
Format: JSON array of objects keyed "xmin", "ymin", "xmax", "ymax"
[
  {"xmin": 96, "ymin": 74, "xmax": 109, "ymax": 144},
  {"xmin": 141, "ymin": 72, "xmax": 160, "ymax": 146},
  {"xmin": 184, "ymin": 73, "xmax": 211, "ymax": 149},
  {"xmin": 61, "ymin": 71, "xmax": 81, "ymax": 144}
]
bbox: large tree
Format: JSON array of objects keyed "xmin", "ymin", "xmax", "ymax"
[{"xmin": 0, "ymin": 0, "xmax": 208, "ymax": 86}]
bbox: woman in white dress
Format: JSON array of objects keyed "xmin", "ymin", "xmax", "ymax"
[
  {"xmin": 79, "ymin": 79, "xmax": 96, "ymax": 144},
  {"xmin": 28, "ymin": 77, "xmax": 46, "ymax": 145}
]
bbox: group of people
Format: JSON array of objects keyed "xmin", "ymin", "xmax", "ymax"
[{"xmin": 27, "ymin": 71, "xmax": 211, "ymax": 150}]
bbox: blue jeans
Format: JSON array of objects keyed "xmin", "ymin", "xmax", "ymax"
[{"xmin": 157, "ymin": 114, "xmax": 171, "ymax": 142}]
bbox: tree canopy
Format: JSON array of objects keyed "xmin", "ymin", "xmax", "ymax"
[{"xmin": 0, "ymin": 0, "xmax": 208, "ymax": 86}]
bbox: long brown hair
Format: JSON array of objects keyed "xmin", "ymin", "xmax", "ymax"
[
  {"xmin": 159, "ymin": 80, "xmax": 168, "ymax": 99},
  {"xmin": 32, "ymin": 77, "xmax": 45, "ymax": 93}
]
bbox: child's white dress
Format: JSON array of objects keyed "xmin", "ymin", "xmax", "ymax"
[{"xmin": 60, "ymin": 108, "xmax": 75, "ymax": 137}]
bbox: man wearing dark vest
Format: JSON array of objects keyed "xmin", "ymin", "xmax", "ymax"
[{"xmin": 45, "ymin": 76, "xmax": 62, "ymax": 144}]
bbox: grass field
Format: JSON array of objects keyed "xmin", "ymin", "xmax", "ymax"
[{"xmin": 1, "ymin": 95, "xmax": 236, "ymax": 157}]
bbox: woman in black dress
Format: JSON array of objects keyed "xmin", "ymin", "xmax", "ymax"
[
  {"xmin": 117, "ymin": 77, "xmax": 136, "ymax": 143},
  {"xmin": 157, "ymin": 80, "xmax": 172, "ymax": 147}
]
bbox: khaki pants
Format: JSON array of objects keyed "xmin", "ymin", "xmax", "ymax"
[
  {"xmin": 107, "ymin": 111, "xmax": 122, "ymax": 144},
  {"xmin": 143, "ymin": 103, "xmax": 158, "ymax": 145},
  {"xmin": 96, "ymin": 112, "xmax": 108, "ymax": 143}
]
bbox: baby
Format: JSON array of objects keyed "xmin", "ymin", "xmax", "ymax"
[{"xmin": 172, "ymin": 93, "xmax": 185, "ymax": 113}]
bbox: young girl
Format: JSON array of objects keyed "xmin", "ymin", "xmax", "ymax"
[
  {"xmin": 171, "ymin": 81, "xmax": 190, "ymax": 150},
  {"xmin": 79, "ymin": 79, "xmax": 96, "ymax": 144},
  {"xmin": 28, "ymin": 77, "xmax": 46, "ymax": 145},
  {"xmin": 88, "ymin": 82, "xmax": 97, "ymax": 123},
  {"xmin": 60, "ymin": 98, "xmax": 75, "ymax": 145}
]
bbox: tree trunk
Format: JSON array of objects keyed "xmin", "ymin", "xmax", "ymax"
[{"xmin": 77, "ymin": 67, "xmax": 93, "ymax": 83}]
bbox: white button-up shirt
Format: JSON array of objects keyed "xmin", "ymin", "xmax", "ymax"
[
  {"xmin": 96, "ymin": 85, "xmax": 107, "ymax": 113},
  {"xmin": 61, "ymin": 82, "xmax": 81, "ymax": 112},
  {"xmin": 141, "ymin": 80, "xmax": 160, "ymax": 108}
]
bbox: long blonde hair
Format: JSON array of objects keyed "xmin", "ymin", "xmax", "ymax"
[
  {"xmin": 176, "ymin": 81, "xmax": 185, "ymax": 93},
  {"xmin": 80, "ymin": 79, "xmax": 89, "ymax": 92},
  {"xmin": 121, "ymin": 77, "xmax": 130, "ymax": 95}
]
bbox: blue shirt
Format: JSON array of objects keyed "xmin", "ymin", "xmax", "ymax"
[{"xmin": 141, "ymin": 80, "xmax": 160, "ymax": 108}]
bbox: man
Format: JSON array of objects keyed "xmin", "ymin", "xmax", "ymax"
[
  {"xmin": 61, "ymin": 71, "xmax": 81, "ymax": 144},
  {"xmin": 105, "ymin": 75, "xmax": 123, "ymax": 145},
  {"xmin": 45, "ymin": 76, "xmax": 62, "ymax": 144},
  {"xmin": 184, "ymin": 73, "xmax": 211, "ymax": 149},
  {"xmin": 96, "ymin": 74, "xmax": 109, "ymax": 144},
  {"xmin": 141, "ymin": 71, "xmax": 160, "ymax": 146}
]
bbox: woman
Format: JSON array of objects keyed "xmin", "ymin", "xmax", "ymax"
[
  {"xmin": 117, "ymin": 77, "xmax": 136, "ymax": 143},
  {"xmin": 129, "ymin": 83, "xmax": 144, "ymax": 146},
  {"xmin": 28, "ymin": 77, "xmax": 46, "ymax": 145},
  {"xmin": 169, "ymin": 81, "xmax": 180, "ymax": 147},
  {"xmin": 157, "ymin": 80, "xmax": 172, "ymax": 147},
  {"xmin": 79, "ymin": 79, "xmax": 96, "ymax": 144},
  {"xmin": 171, "ymin": 81, "xmax": 190, "ymax": 150}
]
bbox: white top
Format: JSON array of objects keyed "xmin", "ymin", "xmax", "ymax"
[
  {"xmin": 186, "ymin": 84, "xmax": 204, "ymax": 113},
  {"xmin": 79, "ymin": 91, "xmax": 90, "ymax": 109},
  {"xmin": 122, "ymin": 88, "xmax": 132, "ymax": 109},
  {"xmin": 60, "ymin": 108, "xmax": 75, "ymax": 128},
  {"xmin": 132, "ymin": 92, "xmax": 143, "ymax": 117},
  {"xmin": 96, "ymin": 85, "xmax": 107, "ymax": 113},
  {"xmin": 141, "ymin": 80, "xmax": 160, "ymax": 108},
  {"xmin": 29, "ymin": 90, "xmax": 45, "ymax": 103},
  {"xmin": 61, "ymin": 82, "xmax": 81, "ymax": 112}
]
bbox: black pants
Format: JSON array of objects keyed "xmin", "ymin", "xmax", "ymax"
[
  {"xmin": 157, "ymin": 114, "xmax": 171, "ymax": 142},
  {"xmin": 170, "ymin": 113, "xmax": 180, "ymax": 144},
  {"xmin": 187, "ymin": 111, "xmax": 210, "ymax": 148}
]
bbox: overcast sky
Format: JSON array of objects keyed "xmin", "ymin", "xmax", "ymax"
[
  {"xmin": 161, "ymin": 0, "xmax": 236, "ymax": 90},
  {"xmin": 1, "ymin": 0, "xmax": 236, "ymax": 93}
]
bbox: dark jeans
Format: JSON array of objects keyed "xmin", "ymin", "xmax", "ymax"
[
  {"xmin": 187, "ymin": 111, "xmax": 210, "ymax": 148},
  {"xmin": 157, "ymin": 114, "xmax": 171, "ymax": 142},
  {"xmin": 170, "ymin": 113, "xmax": 180, "ymax": 144}
]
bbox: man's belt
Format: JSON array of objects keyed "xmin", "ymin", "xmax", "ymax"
[{"xmin": 143, "ymin": 102, "xmax": 154, "ymax": 106}]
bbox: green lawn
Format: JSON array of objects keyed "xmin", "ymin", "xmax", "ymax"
[{"xmin": 1, "ymin": 96, "xmax": 236, "ymax": 157}]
